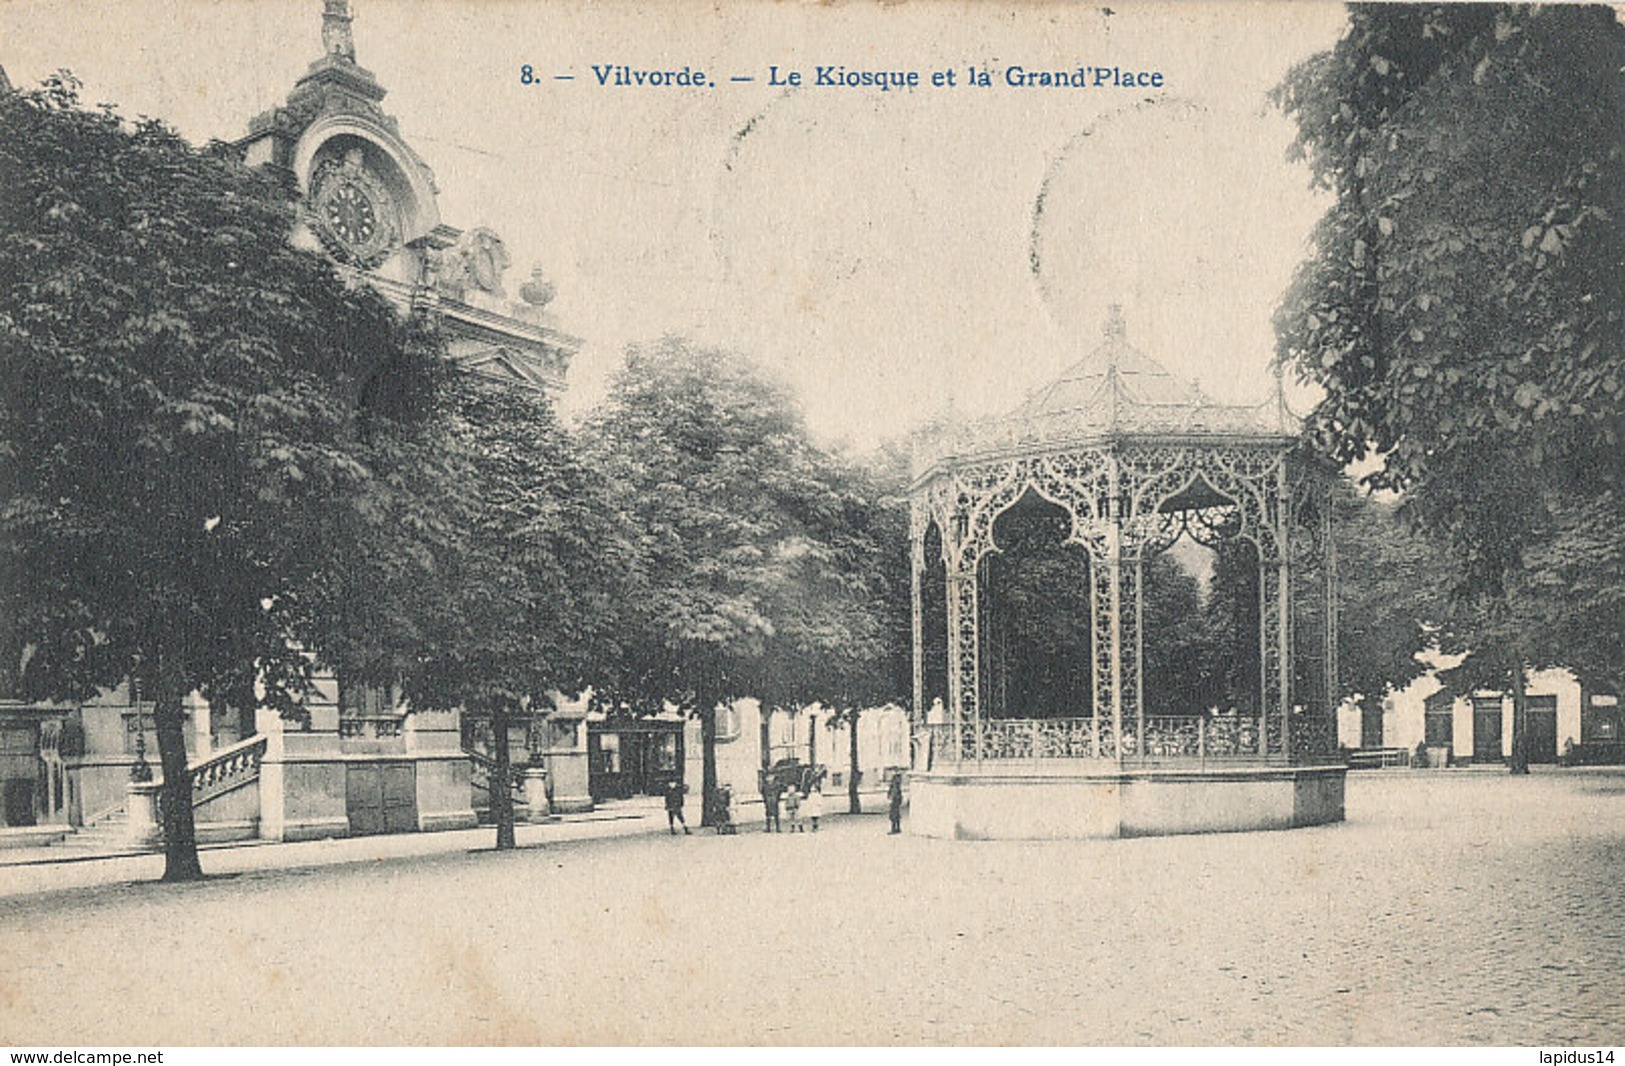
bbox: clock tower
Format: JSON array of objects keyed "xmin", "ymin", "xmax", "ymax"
[
  {"xmin": 224, "ymin": 2, "xmax": 594, "ymax": 842},
  {"xmin": 236, "ymin": 0, "xmax": 577, "ymax": 392}
]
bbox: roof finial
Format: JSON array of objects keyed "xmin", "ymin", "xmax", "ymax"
[
  {"xmin": 1103, "ymin": 303, "xmax": 1126, "ymax": 342},
  {"xmin": 322, "ymin": 0, "xmax": 356, "ymax": 63}
]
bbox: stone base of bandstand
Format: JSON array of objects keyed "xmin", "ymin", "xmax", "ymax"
[{"xmin": 907, "ymin": 763, "xmax": 1346, "ymax": 840}]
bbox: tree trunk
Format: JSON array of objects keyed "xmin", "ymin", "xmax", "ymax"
[
  {"xmin": 847, "ymin": 709, "xmax": 861, "ymax": 815},
  {"xmin": 153, "ymin": 659, "xmax": 203, "ymax": 883},
  {"xmin": 699, "ymin": 701, "xmax": 719, "ymax": 827},
  {"xmin": 760, "ymin": 707, "xmax": 772, "ymax": 771},
  {"xmin": 491, "ymin": 706, "xmax": 516, "ymax": 849},
  {"xmin": 1509, "ymin": 660, "xmax": 1531, "ymax": 776}
]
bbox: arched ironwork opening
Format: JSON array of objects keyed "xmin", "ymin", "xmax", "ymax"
[{"xmin": 908, "ymin": 309, "xmax": 1338, "ymax": 770}]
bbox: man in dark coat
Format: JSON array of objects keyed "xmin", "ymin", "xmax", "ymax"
[
  {"xmin": 665, "ymin": 777, "xmax": 691, "ymax": 835},
  {"xmin": 888, "ymin": 772, "xmax": 905, "ymax": 834},
  {"xmin": 762, "ymin": 779, "xmax": 781, "ymax": 832}
]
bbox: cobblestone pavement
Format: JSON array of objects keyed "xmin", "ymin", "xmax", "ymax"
[{"xmin": 0, "ymin": 769, "xmax": 1621, "ymax": 1046}]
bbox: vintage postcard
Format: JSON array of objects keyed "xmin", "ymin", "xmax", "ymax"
[{"xmin": 2, "ymin": 0, "xmax": 1620, "ymax": 1051}]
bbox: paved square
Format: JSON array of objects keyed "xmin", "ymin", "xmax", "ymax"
[{"xmin": 1, "ymin": 770, "xmax": 1621, "ymax": 1045}]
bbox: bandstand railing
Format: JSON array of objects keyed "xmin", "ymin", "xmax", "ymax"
[{"xmin": 916, "ymin": 713, "xmax": 1337, "ymax": 770}]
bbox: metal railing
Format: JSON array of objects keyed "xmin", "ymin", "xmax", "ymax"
[
  {"xmin": 338, "ymin": 716, "xmax": 405, "ymax": 740},
  {"xmin": 917, "ymin": 712, "xmax": 1337, "ymax": 769}
]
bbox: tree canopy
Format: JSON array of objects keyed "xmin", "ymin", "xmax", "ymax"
[
  {"xmin": 1272, "ymin": 5, "xmax": 1624, "ymax": 759},
  {"xmin": 583, "ymin": 337, "xmax": 901, "ymax": 820},
  {"xmin": 1274, "ymin": 5, "xmax": 1621, "ymax": 501},
  {"xmin": 0, "ymin": 76, "xmax": 449, "ymax": 877},
  {"xmin": 402, "ymin": 375, "xmax": 632, "ymax": 847}
]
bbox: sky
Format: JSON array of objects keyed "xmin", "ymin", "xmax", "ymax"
[{"xmin": 3, "ymin": 0, "xmax": 1350, "ymax": 450}]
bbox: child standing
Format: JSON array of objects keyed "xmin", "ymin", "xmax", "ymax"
[
  {"xmin": 783, "ymin": 783, "xmax": 803, "ymax": 832},
  {"xmin": 803, "ymin": 782, "xmax": 824, "ymax": 832}
]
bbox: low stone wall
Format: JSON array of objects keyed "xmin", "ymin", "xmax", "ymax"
[
  {"xmin": 193, "ymin": 776, "xmax": 261, "ymax": 842},
  {"xmin": 908, "ymin": 764, "xmax": 1345, "ymax": 841}
]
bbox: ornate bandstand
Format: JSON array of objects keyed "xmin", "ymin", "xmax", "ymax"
[{"xmin": 906, "ymin": 308, "xmax": 1346, "ymax": 839}]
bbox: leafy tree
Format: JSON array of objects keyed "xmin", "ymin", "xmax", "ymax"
[
  {"xmin": 0, "ymin": 77, "xmax": 446, "ymax": 879},
  {"xmin": 1434, "ymin": 488, "xmax": 1625, "ymax": 753},
  {"xmin": 584, "ymin": 337, "xmax": 888, "ymax": 824},
  {"xmin": 404, "ymin": 376, "xmax": 630, "ymax": 849},
  {"xmin": 982, "ymin": 506, "xmax": 1094, "ymax": 719},
  {"xmin": 1201, "ymin": 537, "xmax": 1262, "ymax": 716},
  {"xmin": 788, "ymin": 445, "xmax": 912, "ymax": 814},
  {"xmin": 1273, "ymin": 5, "xmax": 1624, "ymax": 771},
  {"xmin": 1323, "ymin": 483, "xmax": 1455, "ymax": 706},
  {"xmin": 1141, "ymin": 554, "xmax": 1215, "ymax": 717}
]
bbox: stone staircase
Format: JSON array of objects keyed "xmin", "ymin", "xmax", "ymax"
[{"xmin": 50, "ymin": 806, "xmax": 148, "ymax": 856}]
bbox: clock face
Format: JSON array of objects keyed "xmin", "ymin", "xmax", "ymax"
[
  {"xmin": 324, "ymin": 181, "xmax": 378, "ymax": 247},
  {"xmin": 307, "ymin": 151, "xmax": 399, "ymax": 269}
]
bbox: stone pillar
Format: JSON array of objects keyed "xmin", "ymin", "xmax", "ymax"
[
  {"xmin": 515, "ymin": 766, "xmax": 552, "ymax": 823},
  {"xmin": 125, "ymin": 780, "xmax": 162, "ymax": 846},
  {"xmin": 255, "ymin": 674, "xmax": 348, "ymax": 842},
  {"xmin": 540, "ymin": 717, "xmax": 593, "ymax": 813},
  {"xmin": 406, "ymin": 707, "xmax": 478, "ymax": 833},
  {"xmin": 188, "ymin": 692, "xmax": 212, "ymax": 760}
]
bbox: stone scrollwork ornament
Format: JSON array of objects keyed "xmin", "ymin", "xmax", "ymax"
[
  {"xmin": 438, "ymin": 227, "xmax": 512, "ymax": 299},
  {"xmin": 465, "ymin": 228, "xmax": 511, "ymax": 296}
]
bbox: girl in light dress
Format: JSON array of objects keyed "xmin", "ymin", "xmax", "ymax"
[{"xmin": 802, "ymin": 782, "xmax": 824, "ymax": 831}]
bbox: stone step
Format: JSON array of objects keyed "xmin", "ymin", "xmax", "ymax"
[{"xmin": 49, "ymin": 809, "xmax": 155, "ymax": 854}]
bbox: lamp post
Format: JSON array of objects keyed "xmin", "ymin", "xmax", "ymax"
[{"xmin": 129, "ymin": 682, "xmax": 153, "ymax": 783}]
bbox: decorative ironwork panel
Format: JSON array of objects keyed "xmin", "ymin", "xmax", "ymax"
[
  {"xmin": 946, "ymin": 573, "xmax": 980, "ymax": 760},
  {"xmin": 1260, "ymin": 563, "xmax": 1285, "ymax": 756},
  {"xmin": 1205, "ymin": 713, "xmax": 1261, "ymax": 757},
  {"xmin": 1090, "ymin": 552, "xmax": 1118, "ymax": 760},
  {"xmin": 1141, "ymin": 717, "xmax": 1201, "ymax": 758},
  {"xmin": 1117, "ymin": 443, "xmax": 1287, "ymax": 559},
  {"xmin": 917, "ymin": 449, "xmax": 1117, "ymax": 571},
  {"xmin": 980, "ymin": 720, "xmax": 1034, "ymax": 760},
  {"xmin": 1122, "ymin": 555, "xmax": 1143, "ymax": 752},
  {"xmin": 1033, "ymin": 718, "xmax": 1096, "ymax": 758},
  {"xmin": 1094, "ymin": 710, "xmax": 1118, "ymax": 760},
  {"xmin": 1290, "ymin": 713, "xmax": 1338, "ymax": 764},
  {"xmin": 918, "ymin": 717, "xmax": 1286, "ymax": 764}
]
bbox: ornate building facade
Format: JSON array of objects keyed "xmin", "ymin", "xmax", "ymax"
[{"xmin": 0, "ymin": 1, "xmax": 590, "ymax": 847}]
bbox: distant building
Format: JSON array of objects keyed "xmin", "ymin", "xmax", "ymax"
[
  {"xmin": 1340, "ymin": 664, "xmax": 1622, "ymax": 767},
  {"xmin": 680, "ymin": 700, "xmax": 912, "ymax": 809}
]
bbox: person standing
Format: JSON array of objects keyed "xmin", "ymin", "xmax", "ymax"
[
  {"xmin": 783, "ymin": 782, "xmax": 802, "ymax": 833},
  {"xmin": 804, "ymin": 781, "xmax": 824, "ymax": 832},
  {"xmin": 888, "ymin": 772, "xmax": 904, "ymax": 834},
  {"xmin": 763, "ymin": 779, "xmax": 781, "ymax": 833},
  {"xmin": 665, "ymin": 777, "xmax": 691, "ymax": 835}
]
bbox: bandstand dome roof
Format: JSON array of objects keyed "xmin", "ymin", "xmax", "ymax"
[
  {"xmin": 913, "ymin": 305, "xmax": 1297, "ymax": 475},
  {"xmin": 1018, "ymin": 305, "xmax": 1212, "ymax": 416}
]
